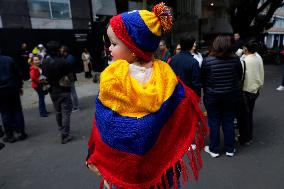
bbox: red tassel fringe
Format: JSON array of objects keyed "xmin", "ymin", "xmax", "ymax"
[{"xmin": 99, "ymin": 178, "xmax": 104, "ymax": 189}]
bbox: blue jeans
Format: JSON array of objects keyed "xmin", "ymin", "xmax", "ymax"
[
  {"xmin": 204, "ymin": 93, "xmax": 238, "ymax": 153},
  {"xmin": 70, "ymin": 83, "xmax": 79, "ymax": 109},
  {"xmin": 35, "ymin": 87, "xmax": 47, "ymax": 116}
]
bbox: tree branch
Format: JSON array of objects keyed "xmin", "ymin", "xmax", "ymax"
[{"xmin": 256, "ymin": 0, "xmax": 272, "ymax": 14}]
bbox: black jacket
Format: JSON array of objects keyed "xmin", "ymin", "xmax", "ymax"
[
  {"xmin": 201, "ymin": 56, "xmax": 243, "ymax": 95},
  {"xmin": 0, "ymin": 55, "xmax": 23, "ymax": 90},
  {"xmin": 42, "ymin": 56, "xmax": 73, "ymax": 94},
  {"xmin": 170, "ymin": 51, "xmax": 201, "ymax": 96}
]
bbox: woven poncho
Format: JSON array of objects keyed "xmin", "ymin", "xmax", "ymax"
[{"xmin": 87, "ymin": 59, "xmax": 207, "ymax": 189}]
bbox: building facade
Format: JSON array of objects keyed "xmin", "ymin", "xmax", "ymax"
[
  {"xmin": 265, "ymin": 6, "xmax": 284, "ymax": 49},
  {"xmin": 0, "ymin": 0, "xmax": 118, "ymax": 30},
  {"xmin": 172, "ymin": 0, "xmax": 232, "ymax": 45}
]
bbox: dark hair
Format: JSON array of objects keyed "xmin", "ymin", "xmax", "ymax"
[
  {"xmin": 160, "ymin": 39, "xmax": 166, "ymax": 45},
  {"xmin": 209, "ymin": 35, "xmax": 234, "ymax": 57},
  {"xmin": 61, "ymin": 45, "xmax": 69, "ymax": 53},
  {"xmin": 32, "ymin": 54, "xmax": 40, "ymax": 59},
  {"xmin": 179, "ymin": 35, "xmax": 196, "ymax": 51},
  {"xmin": 46, "ymin": 41, "xmax": 60, "ymax": 56},
  {"xmin": 159, "ymin": 39, "xmax": 169, "ymax": 49},
  {"xmin": 244, "ymin": 40, "xmax": 258, "ymax": 53}
]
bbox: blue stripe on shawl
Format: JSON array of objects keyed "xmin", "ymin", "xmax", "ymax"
[
  {"xmin": 121, "ymin": 11, "xmax": 160, "ymax": 52},
  {"xmin": 96, "ymin": 82, "xmax": 185, "ymax": 155}
]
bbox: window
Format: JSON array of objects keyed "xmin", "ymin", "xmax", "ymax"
[
  {"xmin": 28, "ymin": 0, "xmax": 50, "ymax": 18},
  {"xmin": 28, "ymin": 0, "xmax": 71, "ymax": 19},
  {"xmin": 50, "ymin": 1, "xmax": 70, "ymax": 19}
]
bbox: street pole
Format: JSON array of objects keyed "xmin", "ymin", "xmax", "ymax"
[
  {"xmin": 143, "ymin": 0, "xmax": 147, "ymax": 9},
  {"xmin": 88, "ymin": 0, "xmax": 93, "ymax": 21}
]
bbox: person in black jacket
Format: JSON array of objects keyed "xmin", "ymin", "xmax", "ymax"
[
  {"xmin": 170, "ymin": 36, "xmax": 201, "ymax": 96},
  {"xmin": 0, "ymin": 53, "xmax": 27, "ymax": 143},
  {"xmin": 60, "ymin": 46, "xmax": 80, "ymax": 112},
  {"xmin": 201, "ymin": 35, "xmax": 243, "ymax": 158},
  {"xmin": 42, "ymin": 41, "xmax": 73, "ymax": 144}
]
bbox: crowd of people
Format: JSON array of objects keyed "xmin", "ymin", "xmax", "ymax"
[
  {"xmin": 0, "ymin": 41, "xmax": 99, "ymax": 148},
  {"xmin": 156, "ymin": 34, "xmax": 265, "ymax": 157},
  {"xmin": 0, "ymin": 2, "xmax": 284, "ymax": 188}
]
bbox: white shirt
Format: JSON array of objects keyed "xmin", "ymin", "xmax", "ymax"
[
  {"xmin": 192, "ymin": 52, "xmax": 203, "ymax": 67},
  {"xmin": 236, "ymin": 48, "xmax": 243, "ymax": 57},
  {"xmin": 242, "ymin": 53, "xmax": 264, "ymax": 93},
  {"xmin": 39, "ymin": 68, "xmax": 46, "ymax": 80},
  {"xmin": 129, "ymin": 64, "xmax": 153, "ymax": 85}
]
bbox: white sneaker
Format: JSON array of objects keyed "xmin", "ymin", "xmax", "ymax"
[
  {"xmin": 204, "ymin": 146, "xmax": 220, "ymax": 158},
  {"xmin": 188, "ymin": 144, "xmax": 196, "ymax": 151},
  {"xmin": 72, "ymin": 108, "xmax": 80, "ymax": 113},
  {"xmin": 225, "ymin": 149, "xmax": 236, "ymax": 157},
  {"xmin": 276, "ymin": 85, "xmax": 284, "ymax": 91}
]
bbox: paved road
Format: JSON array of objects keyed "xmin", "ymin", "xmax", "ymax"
[{"xmin": 0, "ymin": 65, "xmax": 284, "ymax": 189}]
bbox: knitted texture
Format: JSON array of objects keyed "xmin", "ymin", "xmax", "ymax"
[
  {"xmin": 109, "ymin": 3, "xmax": 173, "ymax": 62},
  {"xmin": 87, "ymin": 60, "xmax": 208, "ymax": 189},
  {"xmin": 99, "ymin": 59, "xmax": 177, "ymax": 118}
]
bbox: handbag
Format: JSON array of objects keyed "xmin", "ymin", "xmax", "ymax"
[
  {"xmin": 58, "ymin": 73, "xmax": 74, "ymax": 87},
  {"xmin": 39, "ymin": 80, "xmax": 50, "ymax": 95}
]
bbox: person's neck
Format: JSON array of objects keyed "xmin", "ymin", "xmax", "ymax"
[
  {"xmin": 132, "ymin": 60, "xmax": 153, "ymax": 68},
  {"xmin": 245, "ymin": 52, "xmax": 254, "ymax": 56},
  {"xmin": 33, "ymin": 64, "xmax": 40, "ymax": 69}
]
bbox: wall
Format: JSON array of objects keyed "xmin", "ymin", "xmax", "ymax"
[
  {"xmin": 70, "ymin": 0, "xmax": 90, "ymax": 30},
  {"xmin": 0, "ymin": 0, "xmax": 31, "ymax": 28}
]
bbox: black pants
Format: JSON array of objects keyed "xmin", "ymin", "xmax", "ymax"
[
  {"xmin": 50, "ymin": 92, "xmax": 72, "ymax": 137},
  {"xmin": 0, "ymin": 89, "xmax": 26, "ymax": 138},
  {"xmin": 236, "ymin": 91, "xmax": 259, "ymax": 144}
]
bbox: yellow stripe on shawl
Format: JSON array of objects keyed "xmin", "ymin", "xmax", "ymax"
[
  {"xmin": 139, "ymin": 10, "xmax": 161, "ymax": 36},
  {"xmin": 99, "ymin": 59, "xmax": 177, "ymax": 118}
]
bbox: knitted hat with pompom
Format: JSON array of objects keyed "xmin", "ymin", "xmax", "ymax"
[{"xmin": 109, "ymin": 2, "xmax": 173, "ymax": 62}]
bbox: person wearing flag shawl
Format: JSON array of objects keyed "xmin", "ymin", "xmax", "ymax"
[{"xmin": 86, "ymin": 3, "xmax": 208, "ymax": 189}]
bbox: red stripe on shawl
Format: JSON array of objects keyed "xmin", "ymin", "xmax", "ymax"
[{"xmin": 87, "ymin": 80, "xmax": 208, "ymax": 189}]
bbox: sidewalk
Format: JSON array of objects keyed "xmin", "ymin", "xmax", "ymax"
[{"xmin": 21, "ymin": 72, "xmax": 100, "ymax": 109}]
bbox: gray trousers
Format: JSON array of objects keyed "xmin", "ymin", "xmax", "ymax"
[{"xmin": 50, "ymin": 92, "xmax": 72, "ymax": 136}]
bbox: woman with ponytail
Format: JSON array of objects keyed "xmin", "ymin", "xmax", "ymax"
[{"xmin": 86, "ymin": 3, "xmax": 208, "ymax": 189}]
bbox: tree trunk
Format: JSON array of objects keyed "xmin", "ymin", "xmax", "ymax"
[{"xmin": 229, "ymin": 0, "xmax": 283, "ymax": 39}]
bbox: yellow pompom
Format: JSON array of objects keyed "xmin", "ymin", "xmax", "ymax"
[{"xmin": 152, "ymin": 2, "xmax": 173, "ymax": 33}]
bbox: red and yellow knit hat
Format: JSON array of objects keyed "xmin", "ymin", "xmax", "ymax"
[{"xmin": 109, "ymin": 2, "xmax": 173, "ymax": 62}]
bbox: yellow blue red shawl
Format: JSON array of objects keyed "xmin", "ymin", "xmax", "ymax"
[{"xmin": 87, "ymin": 59, "xmax": 207, "ymax": 189}]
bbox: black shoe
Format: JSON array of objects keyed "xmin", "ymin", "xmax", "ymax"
[
  {"xmin": 88, "ymin": 72, "xmax": 93, "ymax": 78},
  {"xmin": 3, "ymin": 136, "xmax": 17, "ymax": 143},
  {"xmin": 61, "ymin": 135, "xmax": 73, "ymax": 144},
  {"xmin": 16, "ymin": 133, "xmax": 28, "ymax": 141},
  {"xmin": 0, "ymin": 143, "xmax": 5, "ymax": 150},
  {"xmin": 40, "ymin": 114, "xmax": 48, "ymax": 117}
]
